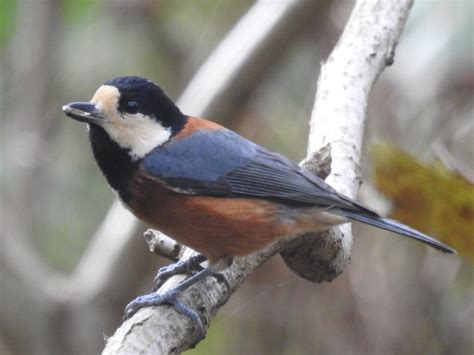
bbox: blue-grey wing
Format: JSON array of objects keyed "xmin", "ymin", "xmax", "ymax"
[{"xmin": 142, "ymin": 128, "xmax": 377, "ymax": 214}]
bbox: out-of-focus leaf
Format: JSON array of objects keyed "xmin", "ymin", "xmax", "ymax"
[
  {"xmin": 60, "ymin": 0, "xmax": 97, "ymax": 23},
  {"xmin": 0, "ymin": 0, "xmax": 16, "ymax": 48},
  {"xmin": 372, "ymin": 143, "xmax": 473, "ymax": 258}
]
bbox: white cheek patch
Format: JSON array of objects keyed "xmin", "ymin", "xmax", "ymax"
[
  {"xmin": 104, "ymin": 112, "xmax": 171, "ymax": 160},
  {"xmin": 90, "ymin": 85, "xmax": 172, "ymax": 160}
]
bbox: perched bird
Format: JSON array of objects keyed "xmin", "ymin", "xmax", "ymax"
[{"xmin": 63, "ymin": 76, "xmax": 455, "ymax": 336}]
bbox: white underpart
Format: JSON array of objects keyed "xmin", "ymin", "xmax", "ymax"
[{"xmin": 90, "ymin": 85, "xmax": 171, "ymax": 160}]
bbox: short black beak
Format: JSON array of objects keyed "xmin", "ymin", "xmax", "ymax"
[{"xmin": 62, "ymin": 102, "xmax": 104, "ymax": 125}]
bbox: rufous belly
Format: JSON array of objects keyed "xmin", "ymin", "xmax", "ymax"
[{"xmin": 127, "ymin": 170, "xmax": 345, "ymax": 263}]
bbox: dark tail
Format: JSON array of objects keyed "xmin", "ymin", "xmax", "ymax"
[{"xmin": 338, "ymin": 210, "xmax": 456, "ymax": 254}]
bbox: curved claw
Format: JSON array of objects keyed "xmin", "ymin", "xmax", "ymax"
[
  {"xmin": 153, "ymin": 254, "xmax": 207, "ymax": 292},
  {"xmin": 153, "ymin": 264, "xmax": 180, "ymax": 291},
  {"xmin": 123, "ymin": 290, "xmax": 178, "ymax": 320},
  {"xmin": 212, "ymin": 273, "xmax": 231, "ymax": 306},
  {"xmin": 122, "ymin": 290, "xmax": 205, "ymax": 345},
  {"xmin": 173, "ymin": 299, "xmax": 206, "ymax": 346},
  {"xmin": 123, "ymin": 267, "xmax": 214, "ymax": 345}
]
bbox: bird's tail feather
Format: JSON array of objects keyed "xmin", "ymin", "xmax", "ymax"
[{"xmin": 338, "ymin": 210, "xmax": 456, "ymax": 254}]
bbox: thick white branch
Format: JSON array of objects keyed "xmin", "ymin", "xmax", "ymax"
[
  {"xmin": 103, "ymin": 0, "xmax": 414, "ymax": 353},
  {"xmin": 282, "ymin": 0, "xmax": 414, "ymax": 281}
]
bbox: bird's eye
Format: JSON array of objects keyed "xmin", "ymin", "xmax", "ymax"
[{"xmin": 125, "ymin": 100, "xmax": 139, "ymax": 114}]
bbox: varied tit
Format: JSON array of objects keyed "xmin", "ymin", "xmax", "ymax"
[{"xmin": 63, "ymin": 76, "xmax": 455, "ymax": 336}]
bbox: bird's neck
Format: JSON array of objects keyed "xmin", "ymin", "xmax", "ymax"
[{"xmin": 88, "ymin": 125, "xmax": 138, "ymax": 202}]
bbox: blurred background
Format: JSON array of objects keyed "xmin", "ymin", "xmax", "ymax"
[{"xmin": 1, "ymin": 1, "xmax": 472, "ymax": 354}]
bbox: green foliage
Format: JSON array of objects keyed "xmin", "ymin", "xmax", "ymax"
[
  {"xmin": 0, "ymin": 0, "xmax": 16, "ymax": 48},
  {"xmin": 60, "ymin": 0, "xmax": 97, "ymax": 23},
  {"xmin": 372, "ymin": 143, "xmax": 474, "ymax": 259},
  {"xmin": 186, "ymin": 315, "xmax": 237, "ymax": 354}
]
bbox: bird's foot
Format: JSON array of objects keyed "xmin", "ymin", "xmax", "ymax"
[
  {"xmin": 124, "ymin": 262, "xmax": 230, "ymax": 347},
  {"xmin": 123, "ymin": 289, "xmax": 205, "ymax": 343},
  {"xmin": 153, "ymin": 254, "xmax": 206, "ymax": 291}
]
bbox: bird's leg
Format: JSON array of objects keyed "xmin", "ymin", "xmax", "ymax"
[
  {"xmin": 124, "ymin": 255, "xmax": 232, "ymax": 344},
  {"xmin": 153, "ymin": 254, "xmax": 207, "ymax": 291},
  {"xmin": 124, "ymin": 266, "xmax": 215, "ymax": 342}
]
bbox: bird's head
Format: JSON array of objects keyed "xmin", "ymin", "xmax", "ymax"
[{"xmin": 63, "ymin": 76, "xmax": 186, "ymax": 160}]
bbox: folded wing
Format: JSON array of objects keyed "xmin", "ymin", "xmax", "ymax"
[{"xmin": 142, "ymin": 128, "xmax": 377, "ymax": 215}]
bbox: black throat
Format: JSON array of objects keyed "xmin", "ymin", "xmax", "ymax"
[{"xmin": 88, "ymin": 125, "xmax": 138, "ymax": 202}]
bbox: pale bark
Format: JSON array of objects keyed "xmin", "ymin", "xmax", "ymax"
[{"xmin": 282, "ymin": 0, "xmax": 414, "ymax": 281}]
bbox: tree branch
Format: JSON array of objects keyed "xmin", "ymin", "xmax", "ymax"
[
  {"xmin": 281, "ymin": 0, "xmax": 414, "ymax": 281},
  {"xmin": 103, "ymin": 0, "xmax": 414, "ymax": 353}
]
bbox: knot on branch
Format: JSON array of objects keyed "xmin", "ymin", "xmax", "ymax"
[{"xmin": 279, "ymin": 143, "xmax": 349, "ymax": 282}]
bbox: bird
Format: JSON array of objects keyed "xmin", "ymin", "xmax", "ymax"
[{"xmin": 63, "ymin": 76, "xmax": 455, "ymax": 338}]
